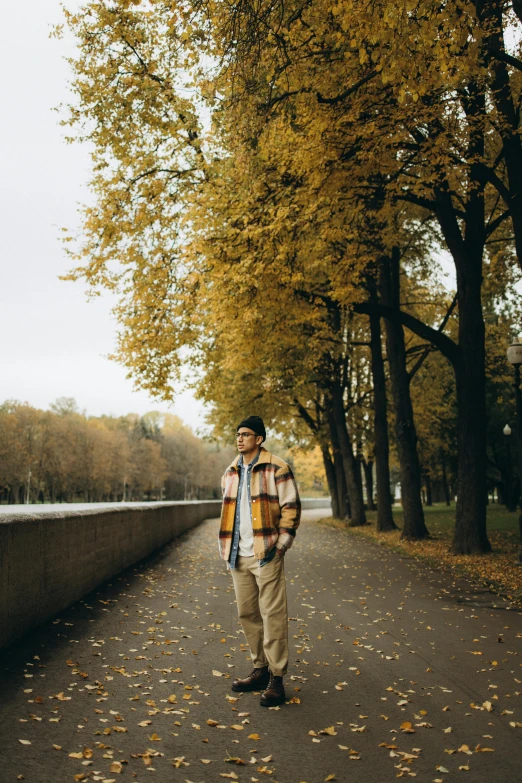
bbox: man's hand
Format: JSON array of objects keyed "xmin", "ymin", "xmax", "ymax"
[{"xmin": 276, "ymin": 545, "xmax": 286, "ymax": 557}]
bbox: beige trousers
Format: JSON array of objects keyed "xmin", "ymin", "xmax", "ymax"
[{"xmin": 230, "ymin": 554, "xmax": 289, "ymax": 677}]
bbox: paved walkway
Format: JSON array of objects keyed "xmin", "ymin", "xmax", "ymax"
[{"xmin": 1, "ymin": 511, "xmax": 521, "ymax": 782}]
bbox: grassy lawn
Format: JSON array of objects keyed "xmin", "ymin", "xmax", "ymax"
[{"xmin": 316, "ymin": 502, "xmax": 522, "ymax": 604}]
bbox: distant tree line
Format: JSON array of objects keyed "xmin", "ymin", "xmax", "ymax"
[{"xmin": 0, "ymin": 398, "xmax": 235, "ymax": 504}]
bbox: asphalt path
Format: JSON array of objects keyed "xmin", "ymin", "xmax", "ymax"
[{"xmin": 1, "ymin": 510, "xmax": 521, "ymax": 783}]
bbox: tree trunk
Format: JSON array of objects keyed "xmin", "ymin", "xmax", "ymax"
[
  {"xmin": 355, "ymin": 441, "xmax": 364, "ymax": 501},
  {"xmin": 368, "ymin": 295, "xmax": 397, "ymax": 530},
  {"xmin": 441, "ymin": 457, "xmax": 451, "ymax": 506},
  {"xmin": 328, "ymin": 414, "xmax": 349, "ymax": 519},
  {"xmin": 321, "ymin": 446, "xmax": 340, "ymax": 519},
  {"xmin": 331, "ymin": 385, "xmax": 367, "ymax": 526},
  {"xmin": 11, "ymin": 483, "xmax": 20, "ymax": 504},
  {"xmin": 362, "ymin": 460, "xmax": 376, "ymax": 511},
  {"xmin": 451, "ymin": 261, "xmax": 491, "ymax": 553},
  {"xmin": 380, "ymin": 250, "xmax": 429, "ymax": 540}
]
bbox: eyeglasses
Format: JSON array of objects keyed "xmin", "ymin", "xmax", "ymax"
[{"xmin": 235, "ymin": 432, "xmax": 256, "ymax": 440}]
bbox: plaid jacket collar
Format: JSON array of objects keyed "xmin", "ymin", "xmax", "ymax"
[{"xmin": 228, "ymin": 446, "xmax": 270, "ymax": 472}]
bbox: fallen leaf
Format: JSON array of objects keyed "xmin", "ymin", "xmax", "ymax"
[
  {"xmin": 225, "ymin": 756, "xmax": 245, "ymax": 765},
  {"xmin": 19, "ymin": 740, "xmax": 32, "ymax": 746}
]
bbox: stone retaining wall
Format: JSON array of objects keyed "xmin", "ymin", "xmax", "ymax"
[{"xmin": 0, "ymin": 501, "xmax": 220, "ymax": 650}]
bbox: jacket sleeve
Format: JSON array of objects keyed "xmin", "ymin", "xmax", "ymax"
[
  {"xmin": 275, "ymin": 463, "xmax": 301, "ymax": 551},
  {"xmin": 219, "ymin": 472, "xmax": 226, "ymax": 557}
]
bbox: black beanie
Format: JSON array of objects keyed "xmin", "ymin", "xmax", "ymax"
[{"xmin": 237, "ymin": 415, "xmax": 266, "ymax": 442}]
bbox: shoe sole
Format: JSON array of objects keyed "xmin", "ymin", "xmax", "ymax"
[
  {"xmin": 231, "ymin": 681, "xmax": 270, "ymax": 693},
  {"xmin": 259, "ymin": 697, "xmax": 285, "ymax": 707}
]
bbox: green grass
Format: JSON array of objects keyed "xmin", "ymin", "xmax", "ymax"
[{"xmin": 369, "ymin": 501, "xmax": 521, "ymax": 533}]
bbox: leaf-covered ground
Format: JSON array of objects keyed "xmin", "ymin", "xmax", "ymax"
[
  {"xmin": 320, "ymin": 504, "xmax": 522, "ymax": 605},
  {"xmin": 1, "ymin": 509, "xmax": 521, "ymax": 782}
]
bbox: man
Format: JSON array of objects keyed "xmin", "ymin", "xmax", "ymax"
[{"xmin": 218, "ymin": 415, "xmax": 301, "ymax": 707}]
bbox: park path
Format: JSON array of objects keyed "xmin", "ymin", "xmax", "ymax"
[{"xmin": 0, "ymin": 510, "xmax": 521, "ymax": 783}]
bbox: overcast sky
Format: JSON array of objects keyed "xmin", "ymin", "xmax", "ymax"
[{"xmin": 0, "ymin": 1, "xmax": 206, "ymax": 431}]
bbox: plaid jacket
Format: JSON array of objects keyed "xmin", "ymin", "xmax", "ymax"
[{"xmin": 219, "ymin": 447, "xmax": 301, "ymax": 562}]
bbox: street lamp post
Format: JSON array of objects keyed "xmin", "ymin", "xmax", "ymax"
[{"xmin": 506, "ymin": 337, "xmax": 522, "ymax": 565}]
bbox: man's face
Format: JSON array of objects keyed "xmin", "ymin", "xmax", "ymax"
[{"xmin": 236, "ymin": 428, "xmax": 263, "ymax": 455}]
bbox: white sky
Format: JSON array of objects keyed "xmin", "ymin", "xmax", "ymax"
[{"xmin": 0, "ymin": 1, "xmax": 206, "ymax": 432}]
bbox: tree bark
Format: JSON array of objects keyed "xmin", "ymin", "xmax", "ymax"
[
  {"xmin": 380, "ymin": 250, "xmax": 429, "ymax": 540},
  {"xmin": 451, "ymin": 261, "xmax": 491, "ymax": 553},
  {"xmin": 441, "ymin": 457, "xmax": 451, "ymax": 506},
  {"xmin": 330, "ymin": 385, "xmax": 367, "ymax": 526},
  {"xmin": 368, "ymin": 291, "xmax": 397, "ymax": 531},
  {"xmin": 328, "ymin": 412, "xmax": 349, "ymax": 519},
  {"xmin": 321, "ymin": 446, "xmax": 340, "ymax": 519},
  {"xmin": 362, "ymin": 459, "xmax": 376, "ymax": 511}
]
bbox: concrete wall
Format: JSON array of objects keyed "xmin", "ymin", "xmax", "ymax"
[
  {"xmin": 0, "ymin": 497, "xmax": 330, "ymax": 650},
  {"xmin": 0, "ymin": 501, "xmax": 220, "ymax": 650}
]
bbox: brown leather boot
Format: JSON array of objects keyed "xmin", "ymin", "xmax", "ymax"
[
  {"xmin": 259, "ymin": 673, "xmax": 285, "ymax": 707},
  {"xmin": 231, "ymin": 666, "xmax": 270, "ymax": 692}
]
